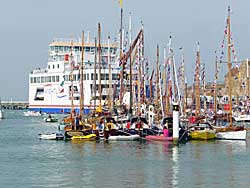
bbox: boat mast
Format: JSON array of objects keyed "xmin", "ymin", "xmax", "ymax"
[
  {"xmin": 119, "ymin": 7, "xmax": 124, "ymax": 105},
  {"xmin": 93, "ymin": 38, "xmax": 97, "ymax": 112},
  {"xmin": 247, "ymin": 58, "xmax": 249, "ymax": 97},
  {"xmin": 129, "ymin": 12, "xmax": 133, "ymax": 116},
  {"xmin": 138, "ymin": 44, "xmax": 141, "ymax": 115},
  {"xmin": 70, "ymin": 39, "xmax": 75, "ymax": 129},
  {"xmin": 214, "ymin": 53, "xmax": 218, "ymax": 114},
  {"xmin": 155, "ymin": 45, "xmax": 160, "ymax": 120},
  {"xmin": 98, "ymin": 23, "xmax": 102, "ymax": 111},
  {"xmin": 80, "ymin": 31, "xmax": 85, "ymax": 120},
  {"xmin": 141, "ymin": 22, "xmax": 145, "ymax": 104},
  {"xmin": 108, "ymin": 36, "xmax": 112, "ymax": 111},
  {"xmin": 202, "ymin": 63, "xmax": 206, "ymax": 112},
  {"xmin": 195, "ymin": 42, "xmax": 201, "ymax": 117},
  {"xmin": 227, "ymin": 6, "xmax": 233, "ymax": 127},
  {"xmin": 163, "ymin": 48, "xmax": 167, "ymax": 116}
]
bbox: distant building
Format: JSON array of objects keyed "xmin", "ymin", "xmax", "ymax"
[{"xmin": 224, "ymin": 60, "xmax": 250, "ymax": 98}]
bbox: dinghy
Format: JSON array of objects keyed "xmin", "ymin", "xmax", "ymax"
[{"xmin": 38, "ymin": 133, "xmax": 64, "ymax": 140}]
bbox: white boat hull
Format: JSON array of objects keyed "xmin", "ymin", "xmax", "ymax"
[
  {"xmin": 39, "ymin": 133, "xmax": 64, "ymax": 140},
  {"xmin": 216, "ymin": 130, "xmax": 247, "ymax": 140},
  {"xmin": 233, "ymin": 115, "xmax": 250, "ymax": 122},
  {"xmin": 0, "ymin": 110, "xmax": 3, "ymax": 119},
  {"xmin": 24, "ymin": 111, "xmax": 42, "ymax": 117},
  {"xmin": 108, "ymin": 134, "xmax": 140, "ymax": 141}
]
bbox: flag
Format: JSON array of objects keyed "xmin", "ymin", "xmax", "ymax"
[{"xmin": 119, "ymin": 0, "xmax": 123, "ymax": 7}]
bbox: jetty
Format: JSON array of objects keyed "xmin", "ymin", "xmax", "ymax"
[{"xmin": 1, "ymin": 100, "xmax": 28, "ymax": 110}]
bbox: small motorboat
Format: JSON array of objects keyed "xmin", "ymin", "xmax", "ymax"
[
  {"xmin": 24, "ymin": 111, "xmax": 43, "ymax": 117},
  {"xmin": 0, "ymin": 109, "xmax": 4, "ymax": 119},
  {"xmin": 38, "ymin": 133, "xmax": 64, "ymax": 140},
  {"xmin": 45, "ymin": 116, "xmax": 58, "ymax": 123}
]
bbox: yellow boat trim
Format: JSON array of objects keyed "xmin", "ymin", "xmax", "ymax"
[{"xmin": 71, "ymin": 134, "xmax": 96, "ymax": 140}]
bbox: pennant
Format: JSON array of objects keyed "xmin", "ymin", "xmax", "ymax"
[{"xmin": 118, "ymin": 0, "xmax": 123, "ymax": 7}]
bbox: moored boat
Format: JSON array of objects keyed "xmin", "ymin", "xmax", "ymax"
[
  {"xmin": 38, "ymin": 133, "xmax": 64, "ymax": 140},
  {"xmin": 215, "ymin": 129, "xmax": 247, "ymax": 140},
  {"xmin": 45, "ymin": 116, "xmax": 58, "ymax": 123},
  {"xmin": 71, "ymin": 133, "xmax": 96, "ymax": 140},
  {"xmin": 107, "ymin": 134, "xmax": 140, "ymax": 141},
  {"xmin": 145, "ymin": 135, "xmax": 173, "ymax": 141},
  {"xmin": 189, "ymin": 123, "xmax": 216, "ymax": 140},
  {"xmin": 0, "ymin": 109, "xmax": 3, "ymax": 119}
]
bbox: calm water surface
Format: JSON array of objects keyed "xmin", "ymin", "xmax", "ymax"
[{"xmin": 0, "ymin": 110, "xmax": 250, "ymax": 188}]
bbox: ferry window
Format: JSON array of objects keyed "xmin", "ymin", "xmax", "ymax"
[
  {"xmin": 90, "ymin": 47, "xmax": 94, "ymax": 52},
  {"xmin": 37, "ymin": 77, "xmax": 41, "ymax": 83},
  {"xmin": 56, "ymin": 76, "xmax": 59, "ymax": 82},
  {"xmin": 59, "ymin": 46, "xmax": 63, "ymax": 51},
  {"xmin": 112, "ymin": 74, "xmax": 119, "ymax": 80},
  {"xmin": 41, "ymin": 77, "xmax": 45, "ymax": 83},
  {"xmin": 48, "ymin": 65, "xmax": 50, "ymax": 69},
  {"xmin": 85, "ymin": 47, "xmax": 90, "ymax": 52},
  {"xmin": 91, "ymin": 73, "xmax": 98, "ymax": 80},
  {"xmin": 47, "ymin": 76, "xmax": 51, "ymax": 82},
  {"xmin": 52, "ymin": 76, "xmax": 55, "ymax": 82},
  {"xmin": 53, "ymin": 64, "xmax": 55, "ymax": 69},
  {"xmin": 84, "ymin": 74, "xmax": 86, "ymax": 80},
  {"xmin": 30, "ymin": 77, "xmax": 33, "ymax": 83},
  {"xmin": 73, "ymin": 74, "xmax": 76, "ymax": 81},
  {"xmin": 57, "ymin": 64, "xmax": 59, "ymax": 68},
  {"xmin": 101, "ymin": 74, "xmax": 105, "ymax": 80},
  {"xmin": 55, "ymin": 46, "xmax": 59, "ymax": 53},
  {"xmin": 74, "ymin": 46, "xmax": 80, "ymax": 51},
  {"xmin": 87, "ymin": 74, "xmax": 89, "ymax": 80}
]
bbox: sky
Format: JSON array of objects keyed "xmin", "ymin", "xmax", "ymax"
[{"xmin": 0, "ymin": 0, "xmax": 250, "ymax": 101}]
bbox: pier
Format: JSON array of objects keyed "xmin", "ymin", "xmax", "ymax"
[{"xmin": 1, "ymin": 100, "xmax": 28, "ymax": 110}]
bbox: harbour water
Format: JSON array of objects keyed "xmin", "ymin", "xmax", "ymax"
[{"xmin": 0, "ymin": 110, "xmax": 250, "ymax": 188}]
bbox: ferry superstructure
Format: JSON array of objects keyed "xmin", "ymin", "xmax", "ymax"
[{"xmin": 29, "ymin": 37, "xmax": 121, "ymax": 114}]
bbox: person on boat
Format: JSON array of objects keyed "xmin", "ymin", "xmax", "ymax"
[
  {"xmin": 126, "ymin": 121, "xmax": 131, "ymax": 129},
  {"xmin": 75, "ymin": 115, "xmax": 80, "ymax": 130},
  {"xmin": 163, "ymin": 126, "xmax": 169, "ymax": 137},
  {"xmin": 48, "ymin": 114, "xmax": 52, "ymax": 119}
]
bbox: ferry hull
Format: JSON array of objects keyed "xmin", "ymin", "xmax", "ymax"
[{"xmin": 29, "ymin": 107, "xmax": 91, "ymax": 114}]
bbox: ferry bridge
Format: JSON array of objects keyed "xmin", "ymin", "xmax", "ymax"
[{"xmin": 1, "ymin": 100, "xmax": 29, "ymax": 110}]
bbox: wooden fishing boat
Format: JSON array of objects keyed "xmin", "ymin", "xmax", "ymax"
[
  {"xmin": 213, "ymin": 6, "xmax": 247, "ymax": 140},
  {"xmin": 189, "ymin": 123, "xmax": 216, "ymax": 140},
  {"xmin": 215, "ymin": 129, "xmax": 246, "ymax": 140}
]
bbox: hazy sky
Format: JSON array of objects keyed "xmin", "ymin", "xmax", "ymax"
[{"xmin": 0, "ymin": 0, "xmax": 249, "ymax": 100}]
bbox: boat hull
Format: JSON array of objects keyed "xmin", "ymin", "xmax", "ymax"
[
  {"xmin": 0, "ymin": 110, "xmax": 3, "ymax": 119},
  {"xmin": 216, "ymin": 130, "xmax": 247, "ymax": 140},
  {"xmin": 71, "ymin": 134, "xmax": 96, "ymax": 140},
  {"xmin": 145, "ymin": 135, "xmax": 173, "ymax": 141},
  {"xmin": 45, "ymin": 118, "xmax": 58, "ymax": 123},
  {"xmin": 107, "ymin": 134, "xmax": 140, "ymax": 141},
  {"xmin": 190, "ymin": 130, "xmax": 216, "ymax": 140},
  {"xmin": 39, "ymin": 133, "xmax": 64, "ymax": 140}
]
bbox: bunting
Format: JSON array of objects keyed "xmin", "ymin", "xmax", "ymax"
[{"xmin": 119, "ymin": 0, "xmax": 123, "ymax": 7}]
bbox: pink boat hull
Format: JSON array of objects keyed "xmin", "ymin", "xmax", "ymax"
[{"xmin": 145, "ymin": 135, "xmax": 173, "ymax": 141}]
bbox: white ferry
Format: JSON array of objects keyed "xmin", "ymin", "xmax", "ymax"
[{"xmin": 29, "ymin": 37, "xmax": 122, "ymax": 114}]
